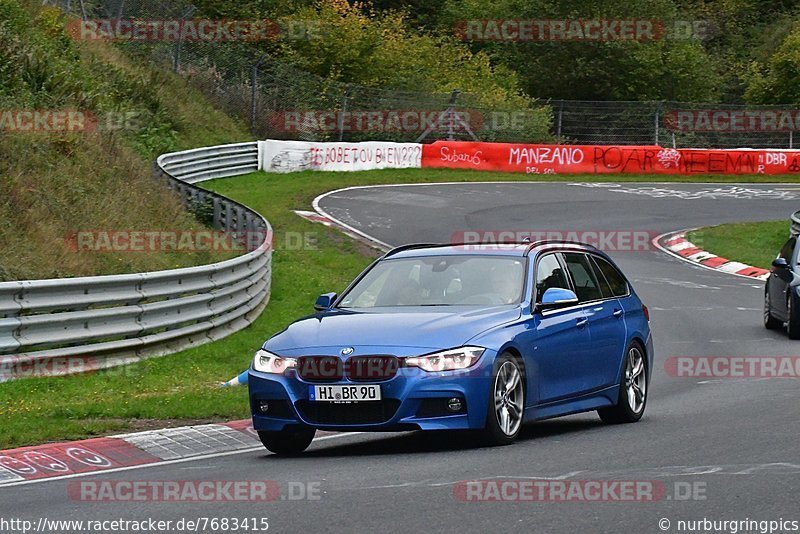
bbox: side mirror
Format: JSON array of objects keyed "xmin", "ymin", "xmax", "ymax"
[
  {"xmin": 538, "ymin": 288, "xmax": 579, "ymax": 311},
  {"xmin": 772, "ymin": 258, "xmax": 789, "ymax": 269},
  {"xmin": 314, "ymin": 292, "xmax": 337, "ymax": 311}
]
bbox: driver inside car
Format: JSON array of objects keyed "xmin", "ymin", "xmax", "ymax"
[{"xmin": 489, "ymin": 266, "xmax": 520, "ymax": 304}]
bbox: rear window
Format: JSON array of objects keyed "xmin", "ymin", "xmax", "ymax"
[{"xmin": 592, "ymin": 256, "xmax": 629, "ymax": 297}]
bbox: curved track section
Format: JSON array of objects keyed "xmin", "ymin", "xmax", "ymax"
[{"xmin": 2, "ymin": 181, "xmax": 799, "ymax": 533}]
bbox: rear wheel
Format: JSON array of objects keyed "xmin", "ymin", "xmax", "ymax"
[
  {"xmin": 764, "ymin": 288, "xmax": 782, "ymax": 330},
  {"xmin": 598, "ymin": 342, "xmax": 647, "ymax": 424},
  {"xmin": 258, "ymin": 427, "xmax": 315, "ymax": 455},
  {"xmin": 481, "ymin": 353, "xmax": 525, "ymax": 446},
  {"xmin": 787, "ymin": 292, "xmax": 800, "ymax": 339}
]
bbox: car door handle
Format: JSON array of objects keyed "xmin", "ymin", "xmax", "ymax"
[
  {"xmin": 613, "ymin": 309, "xmax": 623, "ymax": 318},
  {"xmin": 576, "ymin": 317, "xmax": 588, "ymax": 328}
]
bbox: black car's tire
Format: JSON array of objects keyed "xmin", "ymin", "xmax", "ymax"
[
  {"xmin": 787, "ymin": 292, "xmax": 800, "ymax": 339},
  {"xmin": 481, "ymin": 352, "xmax": 525, "ymax": 446},
  {"xmin": 258, "ymin": 427, "xmax": 316, "ymax": 455},
  {"xmin": 598, "ymin": 341, "xmax": 648, "ymax": 424},
  {"xmin": 764, "ymin": 288, "xmax": 782, "ymax": 330}
]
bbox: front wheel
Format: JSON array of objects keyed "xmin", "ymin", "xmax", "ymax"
[
  {"xmin": 481, "ymin": 353, "xmax": 525, "ymax": 446},
  {"xmin": 598, "ymin": 342, "xmax": 648, "ymax": 424},
  {"xmin": 258, "ymin": 427, "xmax": 316, "ymax": 455}
]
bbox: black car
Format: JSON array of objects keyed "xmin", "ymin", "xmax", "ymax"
[{"xmin": 765, "ymin": 235, "xmax": 800, "ymax": 338}]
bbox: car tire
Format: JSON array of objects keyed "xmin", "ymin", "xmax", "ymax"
[
  {"xmin": 764, "ymin": 288, "xmax": 782, "ymax": 330},
  {"xmin": 481, "ymin": 352, "xmax": 525, "ymax": 446},
  {"xmin": 787, "ymin": 292, "xmax": 800, "ymax": 340},
  {"xmin": 598, "ymin": 341, "xmax": 647, "ymax": 424},
  {"xmin": 258, "ymin": 427, "xmax": 316, "ymax": 455}
]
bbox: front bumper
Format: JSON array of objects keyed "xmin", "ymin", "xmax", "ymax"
[{"xmin": 248, "ymin": 350, "xmax": 496, "ymax": 432}]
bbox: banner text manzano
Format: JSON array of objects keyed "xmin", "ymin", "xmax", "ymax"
[{"xmin": 421, "ymin": 141, "xmax": 800, "ymax": 175}]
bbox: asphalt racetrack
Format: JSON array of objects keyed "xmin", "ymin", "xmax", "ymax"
[{"xmin": 2, "ymin": 181, "xmax": 799, "ymax": 533}]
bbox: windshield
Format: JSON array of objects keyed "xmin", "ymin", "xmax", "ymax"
[{"xmin": 338, "ymin": 255, "xmax": 526, "ymax": 308}]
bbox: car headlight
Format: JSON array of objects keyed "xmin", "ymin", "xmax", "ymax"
[
  {"xmin": 252, "ymin": 349, "xmax": 297, "ymax": 374},
  {"xmin": 405, "ymin": 347, "xmax": 485, "ymax": 372}
]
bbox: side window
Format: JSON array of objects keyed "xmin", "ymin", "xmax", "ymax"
[
  {"xmin": 563, "ymin": 253, "xmax": 603, "ymax": 302},
  {"xmin": 535, "ymin": 254, "xmax": 570, "ymax": 302},
  {"xmin": 779, "ymin": 238, "xmax": 796, "ymax": 261},
  {"xmin": 588, "ymin": 257, "xmax": 614, "ymax": 298},
  {"xmin": 592, "ymin": 256, "xmax": 630, "ymax": 297}
]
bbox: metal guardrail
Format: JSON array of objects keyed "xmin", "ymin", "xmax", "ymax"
[
  {"xmin": 791, "ymin": 210, "xmax": 800, "ymax": 237},
  {"xmin": 0, "ymin": 142, "xmax": 270, "ymax": 381}
]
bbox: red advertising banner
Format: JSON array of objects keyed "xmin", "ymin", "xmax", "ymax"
[{"xmin": 421, "ymin": 141, "xmax": 800, "ymax": 175}]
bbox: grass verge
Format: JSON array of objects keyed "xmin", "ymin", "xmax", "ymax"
[
  {"xmin": 687, "ymin": 221, "xmax": 790, "ymax": 269},
  {"xmin": 2, "ymin": 168, "xmax": 800, "ymax": 449}
]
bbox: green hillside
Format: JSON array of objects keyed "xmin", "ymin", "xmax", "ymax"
[{"xmin": 0, "ymin": 0, "xmax": 251, "ymax": 281}]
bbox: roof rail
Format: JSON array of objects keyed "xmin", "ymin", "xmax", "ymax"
[
  {"xmin": 383, "ymin": 243, "xmax": 443, "ymax": 258},
  {"xmin": 524, "ymin": 240, "xmax": 600, "ymax": 255},
  {"xmin": 382, "ymin": 240, "xmax": 601, "ymax": 258}
]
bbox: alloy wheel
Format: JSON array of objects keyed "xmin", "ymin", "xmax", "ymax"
[
  {"xmin": 624, "ymin": 347, "xmax": 646, "ymax": 414},
  {"xmin": 494, "ymin": 361, "xmax": 524, "ymax": 436}
]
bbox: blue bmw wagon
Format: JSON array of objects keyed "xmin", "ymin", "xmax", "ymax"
[{"xmin": 249, "ymin": 241, "xmax": 653, "ymax": 454}]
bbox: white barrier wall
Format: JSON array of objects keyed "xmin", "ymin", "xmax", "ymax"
[{"xmin": 259, "ymin": 140, "xmax": 422, "ymax": 173}]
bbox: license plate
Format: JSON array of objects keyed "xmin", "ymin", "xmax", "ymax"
[{"xmin": 309, "ymin": 384, "xmax": 381, "ymax": 402}]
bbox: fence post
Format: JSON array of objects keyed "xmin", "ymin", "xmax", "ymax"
[
  {"xmin": 250, "ymin": 54, "xmax": 269, "ymax": 135},
  {"xmin": 173, "ymin": 6, "xmax": 196, "ymax": 73},
  {"xmin": 447, "ymin": 89, "xmax": 461, "ymax": 141},
  {"xmin": 337, "ymin": 84, "xmax": 352, "ymax": 142},
  {"xmin": 556, "ymin": 100, "xmax": 563, "ymax": 143},
  {"xmin": 415, "ymin": 89, "xmax": 472, "ymax": 143},
  {"xmin": 790, "ymin": 130, "xmax": 794, "ymax": 149},
  {"xmin": 654, "ymin": 102, "xmax": 661, "ymax": 146}
]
